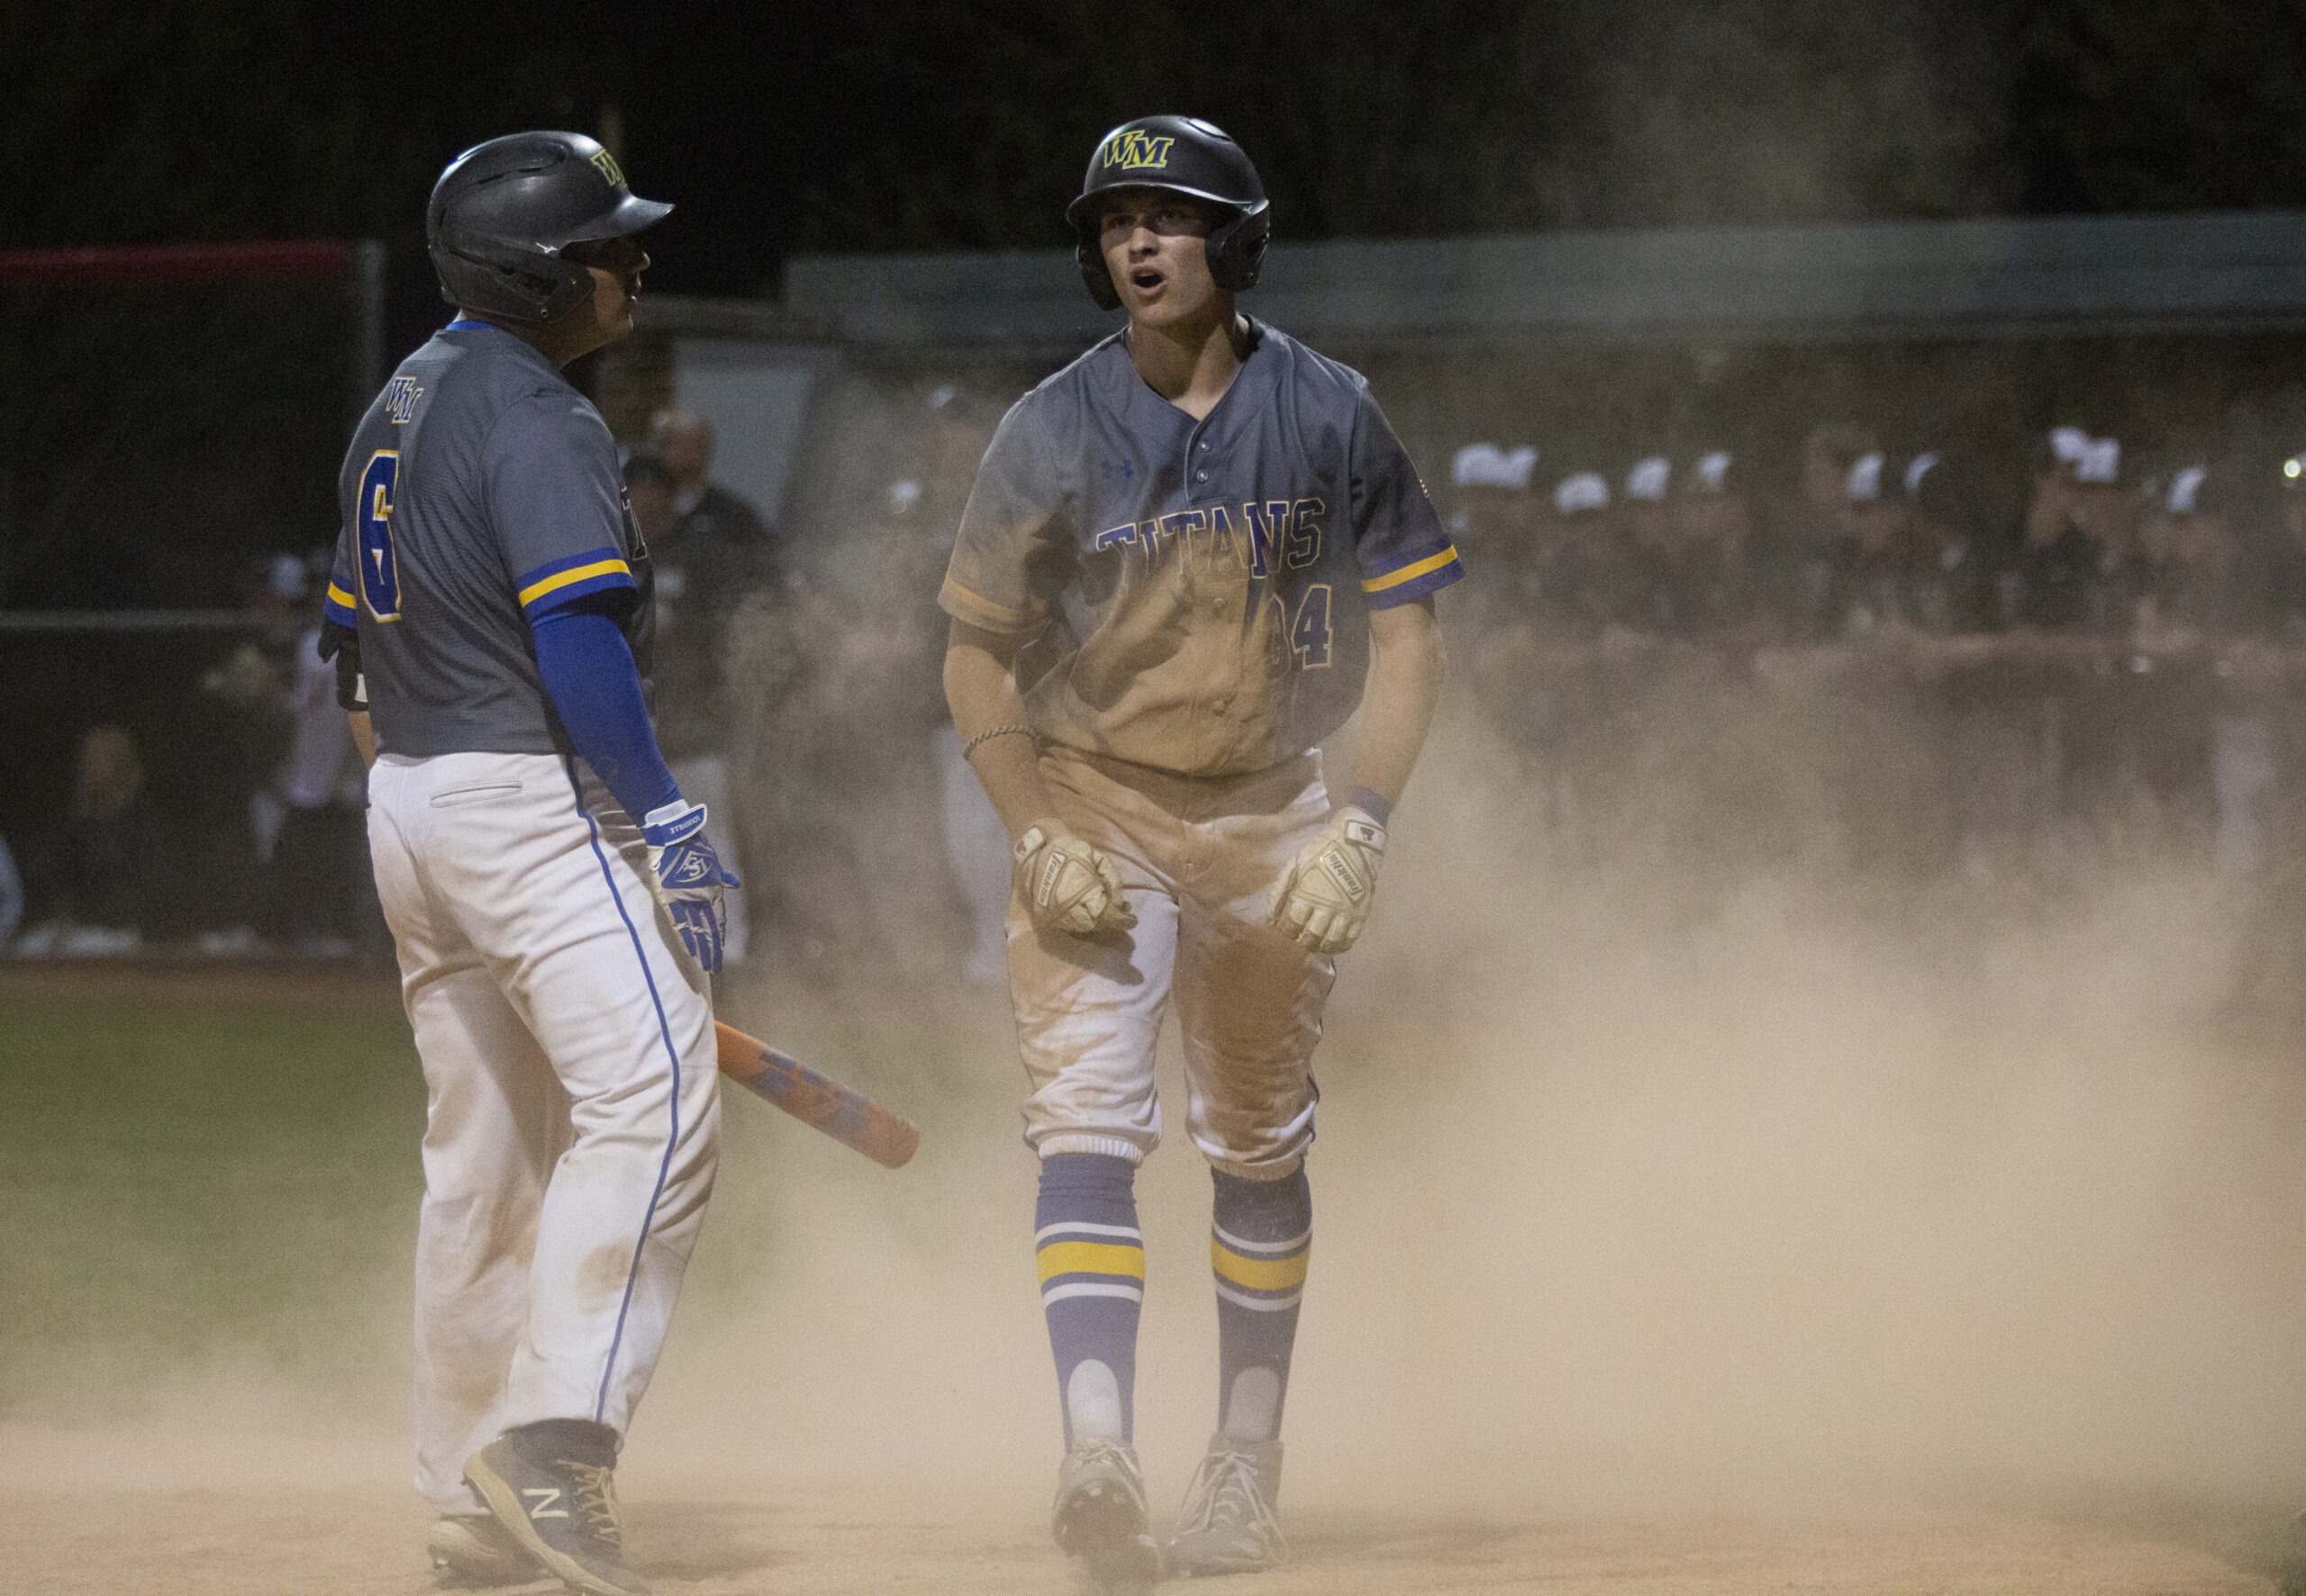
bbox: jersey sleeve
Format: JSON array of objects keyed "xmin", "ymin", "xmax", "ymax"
[
  {"xmin": 484, "ymin": 394, "xmax": 640, "ymax": 626},
  {"xmin": 1349, "ymin": 386, "xmax": 1463, "ymax": 609},
  {"xmin": 323, "ymin": 529, "xmax": 359, "ymax": 629},
  {"xmin": 940, "ymin": 399, "xmax": 1068, "ymax": 635}
]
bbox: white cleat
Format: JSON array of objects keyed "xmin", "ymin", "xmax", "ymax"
[
  {"xmin": 1052, "ymin": 1436, "xmax": 1160, "ymax": 1593},
  {"xmin": 1167, "ymin": 1433, "xmax": 1285, "ymax": 1576}
]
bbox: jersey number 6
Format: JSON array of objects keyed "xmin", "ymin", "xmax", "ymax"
[{"xmin": 358, "ymin": 449, "xmax": 404, "ymax": 621}]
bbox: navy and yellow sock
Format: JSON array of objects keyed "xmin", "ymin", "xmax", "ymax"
[
  {"xmin": 1210, "ymin": 1165, "xmax": 1312, "ymax": 1441},
  {"xmin": 1036, "ymin": 1153, "xmax": 1145, "ymax": 1447}
]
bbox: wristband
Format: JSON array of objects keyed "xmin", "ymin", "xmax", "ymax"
[
  {"xmin": 963, "ymin": 722, "xmax": 1036, "ymax": 760},
  {"xmin": 641, "ymin": 798, "xmax": 707, "ymax": 849},
  {"xmin": 1346, "ymin": 785, "xmax": 1393, "ymax": 826}
]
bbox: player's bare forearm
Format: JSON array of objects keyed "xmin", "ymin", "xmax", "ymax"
[
  {"xmin": 349, "ymin": 710, "xmax": 377, "ymax": 769},
  {"xmin": 1346, "ymin": 596, "xmax": 1444, "ymax": 811},
  {"xmin": 945, "ymin": 617, "xmax": 1061, "ymax": 839}
]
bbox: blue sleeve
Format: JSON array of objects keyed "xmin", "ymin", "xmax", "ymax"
[{"xmin": 531, "ymin": 610, "xmax": 682, "ymax": 825}]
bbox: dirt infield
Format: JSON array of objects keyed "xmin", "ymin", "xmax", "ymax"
[
  {"xmin": 9, "ymin": 804, "xmax": 2306, "ymax": 1596},
  {"xmin": 4, "ymin": 1434, "xmax": 2281, "ymax": 1596}
]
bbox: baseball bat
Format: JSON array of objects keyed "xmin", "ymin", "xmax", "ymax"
[{"xmin": 713, "ymin": 1020, "xmax": 920, "ymax": 1169}]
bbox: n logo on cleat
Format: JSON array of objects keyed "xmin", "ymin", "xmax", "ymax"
[{"xmin": 522, "ymin": 1487, "xmax": 568, "ymax": 1519}]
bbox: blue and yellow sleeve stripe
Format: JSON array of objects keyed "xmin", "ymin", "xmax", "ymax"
[
  {"xmin": 322, "ymin": 581, "xmax": 359, "ymax": 628},
  {"xmin": 1036, "ymin": 1220, "xmax": 1145, "ymax": 1305},
  {"xmin": 516, "ymin": 546, "xmax": 635, "ymax": 620},
  {"xmin": 938, "ymin": 573, "xmax": 1038, "ymax": 635},
  {"xmin": 1359, "ymin": 543, "xmax": 1464, "ymax": 609}
]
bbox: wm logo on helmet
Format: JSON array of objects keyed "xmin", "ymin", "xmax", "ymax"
[
  {"xmin": 589, "ymin": 148, "xmax": 627, "ymax": 187},
  {"xmin": 1099, "ymin": 131, "xmax": 1175, "ymax": 171}
]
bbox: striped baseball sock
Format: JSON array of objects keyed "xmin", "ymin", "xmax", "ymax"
[
  {"xmin": 1209, "ymin": 1165, "xmax": 1312, "ymax": 1441},
  {"xmin": 1035, "ymin": 1153, "xmax": 1145, "ymax": 1447}
]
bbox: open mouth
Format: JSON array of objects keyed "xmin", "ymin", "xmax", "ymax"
[{"xmin": 1130, "ymin": 268, "xmax": 1165, "ymax": 294}]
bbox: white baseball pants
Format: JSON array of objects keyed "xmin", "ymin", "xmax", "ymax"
[
  {"xmin": 1009, "ymin": 745, "xmax": 1335, "ymax": 1179},
  {"xmin": 367, "ymin": 751, "xmax": 721, "ymax": 1514}
]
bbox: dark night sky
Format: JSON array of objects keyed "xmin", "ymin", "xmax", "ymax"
[{"xmin": 13, "ymin": 0, "xmax": 2306, "ymax": 300}]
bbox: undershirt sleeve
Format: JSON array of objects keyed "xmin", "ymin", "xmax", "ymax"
[{"xmin": 531, "ymin": 608, "xmax": 681, "ymax": 825}]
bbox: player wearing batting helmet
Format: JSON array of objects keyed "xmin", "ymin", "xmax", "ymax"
[
  {"xmin": 325, "ymin": 131, "xmax": 734, "ymax": 1596},
  {"xmin": 942, "ymin": 113, "xmax": 1461, "ymax": 1590}
]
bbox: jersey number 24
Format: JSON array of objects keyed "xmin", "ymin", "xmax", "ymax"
[{"xmin": 358, "ymin": 449, "xmax": 403, "ymax": 621}]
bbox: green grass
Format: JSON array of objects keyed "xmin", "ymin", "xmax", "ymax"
[{"xmin": 0, "ymin": 973, "xmax": 425, "ymax": 1407}]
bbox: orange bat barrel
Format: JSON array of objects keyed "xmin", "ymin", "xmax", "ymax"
[{"xmin": 713, "ymin": 1020, "xmax": 920, "ymax": 1169}]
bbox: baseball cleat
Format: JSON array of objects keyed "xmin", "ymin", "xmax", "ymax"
[
  {"xmin": 463, "ymin": 1421, "xmax": 647, "ymax": 1596},
  {"xmin": 428, "ymin": 1512, "xmax": 545, "ymax": 1586},
  {"xmin": 1167, "ymin": 1432, "xmax": 1285, "ymax": 1576},
  {"xmin": 1052, "ymin": 1436, "xmax": 1160, "ymax": 1594}
]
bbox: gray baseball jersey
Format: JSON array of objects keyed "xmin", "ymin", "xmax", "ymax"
[
  {"xmin": 325, "ymin": 320, "xmax": 652, "ymax": 757},
  {"xmin": 940, "ymin": 320, "xmax": 1461, "ymax": 777}
]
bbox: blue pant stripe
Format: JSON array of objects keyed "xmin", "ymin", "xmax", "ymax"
[{"xmin": 563, "ymin": 757, "xmax": 686, "ymax": 1427}]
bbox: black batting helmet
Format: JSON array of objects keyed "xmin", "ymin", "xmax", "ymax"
[
  {"xmin": 1067, "ymin": 115, "xmax": 1269, "ymax": 312},
  {"xmin": 426, "ymin": 131, "xmax": 671, "ymax": 322}
]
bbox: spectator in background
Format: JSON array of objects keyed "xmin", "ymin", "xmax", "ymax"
[
  {"xmin": 1546, "ymin": 467, "xmax": 1628, "ymax": 638},
  {"xmin": 1620, "ymin": 454, "xmax": 1679, "ymax": 632},
  {"xmin": 632, "ymin": 412, "xmax": 785, "ymax": 966},
  {"xmin": 0, "ymin": 830, "xmax": 21, "ymax": 949},
  {"xmin": 18, "ymin": 725, "xmax": 150, "ymax": 956},
  {"xmin": 2132, "ymin": 466, "xmax": 2271, "ymax": 873},
  {"xmin": 2018, "ymin": 429, "xmax": 2139, "ymax": 632},
  {"xmin": 1673, "ymin": 449, "xmax": 1758, "ymax": 639},
  {"xmin": 1778, "ymin": 422, "xmax": 1877, "ymax": 639},
  {"xmin": 2135, "ymin": 465, "xmax": 2242, "ymax": 635},
  {"xmin": 909, "ymin": 385, "xmax": 1012, "ymax": 986},
  {"xmin": 250, "ymin": 550, "xmax": 375, "ymax": 957},
  {"xmin": 1623, "ymin": 452, "xmax": 1757, "ymax": 639},
  {"xmin": 1815, "ymin": 449, "xmax": 1993, "ymax": 639},
  {"xmin": 1900, "ymin": 451, "xmax": 1997, "ymax": 635},
  {"xmin": 1446, "ymin": 442, "xmax": 1543, "ymax": 639}
]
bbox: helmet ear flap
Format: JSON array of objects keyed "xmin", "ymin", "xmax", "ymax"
[
  {"xmin": 1076, "ymin": 234, "xmax": 1121, "ymax": 313},
  {"xmin": 1205, "ymin": 201, "xmax": 1270, "ymax": 293},
  {"xmin": 431, "ymin": 224, "xmax": 593, "ymax": 322}
]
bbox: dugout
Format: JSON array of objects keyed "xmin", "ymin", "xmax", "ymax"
[
  {"xmin": 731, "ymin": 210, "xmax": 2306, "ymax": 517},
  {"xmin": 596, "ymin": 212, "xmax": 2306, "ymax": 900},
  {"xmin": 14, "ymin": 214, "xmax": 2306, "ymax": 943}
]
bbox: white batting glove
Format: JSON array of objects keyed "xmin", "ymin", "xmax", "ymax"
[
  {"xmin": 1013, "ymin": 819, "xmax": 1138, "ymax": 936},
  {"xmin": 1270, "ymin": 805, "xmax": 1386, "ymax": 953}
]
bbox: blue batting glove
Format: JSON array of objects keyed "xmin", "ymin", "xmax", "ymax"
[{"xmin": 642, "ymin": 802, "xmax": 740, "ymax": 974}]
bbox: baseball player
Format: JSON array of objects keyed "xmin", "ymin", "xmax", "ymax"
[
  {"xmin": 321, "ymin": 132, "xmax": 731, "ymax": 1596},
  {"xmin": 941, "ymin": 115, "xmax": 1459, "ymax": 1589}
]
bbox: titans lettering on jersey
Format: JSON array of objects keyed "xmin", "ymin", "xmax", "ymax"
[{"xmin": 941, "ymin": 320, "xmax": 1461, "ymax": 777}]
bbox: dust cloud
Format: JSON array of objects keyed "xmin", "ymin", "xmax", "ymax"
[
  {"xmin": 620, "ymin": 680, "xmax": 2306, "ymax": 1528},
  {"xmin": 18, "ymin": 385, "xmax": 2305, "ymax": 1550}
]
